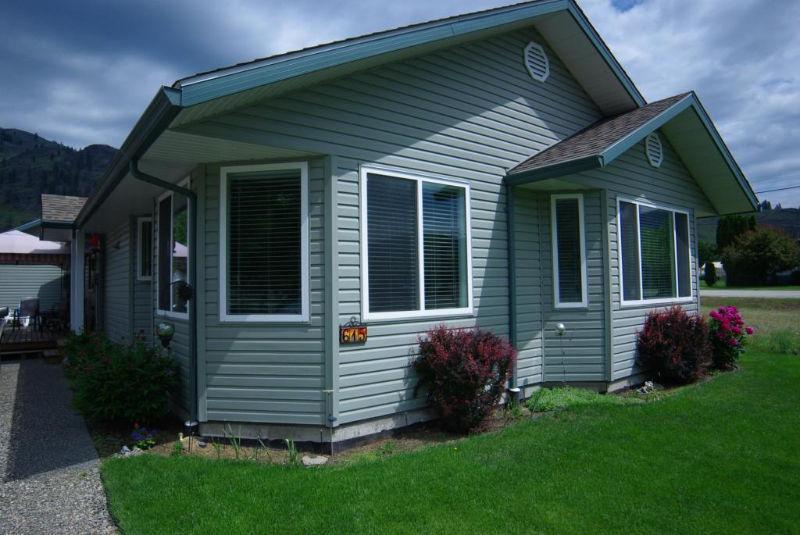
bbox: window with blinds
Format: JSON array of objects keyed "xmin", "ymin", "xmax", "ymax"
[
  {"xmin": 222, "ymin": 165, "xmax": 306, "ymax": 320},
  {"xmin": 618, "ymin": 199, "xmax": 693, "ymax": 304},
  {"xmin": 551, "ymin": 194, "xmax": 586, "ymax": 307},
  {"xmin": 137, "ymin": 218, "xmax": 152, "ymax": 281},
  {"xmin": 363, "ymin": 168, "xmax": 471, "ymax": 319}
]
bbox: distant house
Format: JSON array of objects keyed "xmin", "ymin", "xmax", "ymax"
[
  {"xmin": 42, "ymin": 0, "xmax": 757, "ymax": 450},
  {"xmin": 0, "ymin": 225, "xmax": 68, "ymax": 315}
]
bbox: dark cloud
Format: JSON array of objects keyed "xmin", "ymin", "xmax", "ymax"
[{"xmin": 1, "ymin": 0, "xmax": 796, "ymax": 205}]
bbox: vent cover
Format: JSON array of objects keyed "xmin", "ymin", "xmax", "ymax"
[
  {"xmin": 524, "ymin": 42, "xmax": 549, "ymax": 82},
  {"xmin": 645, "ymin": 132, "xmax": 663, "ymax": 167}
]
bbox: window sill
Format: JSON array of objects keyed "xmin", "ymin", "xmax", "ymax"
[
  {"xmin": 619, "ymin": 296, "xmax": 695, "ymax": 309},
  {"xmin": 156, "ymin": 310, "xmax": 189, "ymax": 321},
  {"xmin": 362, "ymin": 308, "xmax": 475, "ymax": 323}
]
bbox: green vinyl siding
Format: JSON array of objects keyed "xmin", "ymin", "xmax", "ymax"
[
  {"xmin": 0, "ymin": 264, "xmax": 65, "ymax": 313},
  {"xmin": 182, "ymin": 27, "xmax": 603, "ymax": 425},
  {"xmin": 104, "ymin": 220, "xmax": 131, "ymax": 344}
]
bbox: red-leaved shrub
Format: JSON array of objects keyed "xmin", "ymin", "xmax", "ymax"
[
  {"xmin": 708, "ymin": 305, "xmax": 753, "ymax": 370},
  {"xmin": 636, "ymin": 306, "xmax": 711, "ymax": 385},
  {"xmin": 415, "ymin": 325, "xmax": 516, "ymax": 433}
]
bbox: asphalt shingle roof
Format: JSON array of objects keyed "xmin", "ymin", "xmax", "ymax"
[
  {"xmin": 508, "ymin": 92, "xmax": 691, "ymax": 176},
  {"xmin": 41, "ymin": 194, "xmax": 87, "ymax": 224}
]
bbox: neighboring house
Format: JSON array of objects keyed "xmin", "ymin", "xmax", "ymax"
[
  {"xmin": 40, "ymin": 0, "xmax": 757, "ymax": 449},
  {"xmin": 0, "ymin": 225, "xmax": 68, "ymax": 315}
]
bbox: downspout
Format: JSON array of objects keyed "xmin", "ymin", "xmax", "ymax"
[
  {"xmin": 504, "ymin": 181, "xmax": 519, "ymax": 400},
  {"xmin": 129, "ymin": 160, "xmax": 198, "ymax": 423}
]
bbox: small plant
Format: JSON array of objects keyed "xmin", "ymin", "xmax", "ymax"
[
  {"xmin": 210, "ymin": 438, "xmax": 222, "ymax": 460},
  {"xmin": 636, "ymin": 306, "xmax": 711, "ymax": 385},
  {"xmin": 377, "ymin": 441, "xmax": 397, "ymax": 457},
  {"xmin": 708, "ymin": 306, "xmax": 754, "ymax": 369},
  {"xmin": 503, "ymin": 399, "xmax": 524, "ymax": 421},
  {"xmin": 131, "ymin": 423, "xmax": 157, "ymax": 450},
  {"xmin": 704, "ymin": 261, "xmax": 718, "ymax": 287},
  {"xmin": 527, "ymin": 386, "xmax": 641, "ymax": 412},
  {"xmin": 255, "ymin": 433, "xmax": 272, "ymax": 463},
  {"xmin": 224, "ymin": 424, "xmax": 243, "ymax": 460},
  {"xmin": 285, "ymin": 439, "xmax": 299, "ymax": 466},
  {"xmin": 171, "ymin": 439, "xmax": 183, "ymax": 457},
  {"xmin": 415, "ymin": 325, "xmax": 517, "ymax": 433}
]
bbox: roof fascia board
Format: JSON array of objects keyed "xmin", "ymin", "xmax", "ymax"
[
  {"xmin": 178, "ymin": 1, "xmax": 570, "ymax": 106},
  {"xmin": 565, "ymin": 2, "xmax": 645, "ymax": 107},
  {"xmin": 75, "ymin": 87, "xmax": 182, "ymax": 227},
  {"xmin": 505, "ymin": 155, "xmax": 602, "ymax": 185},
  {"xmin": 599, "ymin": 94, "xmax": 694, "ymax": 163}
]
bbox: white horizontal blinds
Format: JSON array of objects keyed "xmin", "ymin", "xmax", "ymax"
[
  {"xmin": 139, "ymin": 220, "xmax": 152, "ymax": 278},
  {"xmin": 423, "ymin": 182, "xmax": 467, "ymax": 310},
  {"xmin": 639, "ymin": 206, "xmax": 675, "ymax": 299},
  {"xmin": 157, "ymin": 196, "xmax": 171, "ymax": 311},
  {"xmin": 227, "ymin": 169, "xmax": 302, "ymax": 315},
  {"xmin": 172, "ymin": 194, "xmax": 188, "ymax": 313},
  {"xmin": 619, "ymin": 201, "xmax": 641, "ymax": 301},
  {"xmin": 675, "ymin": 212, "xmax": 691, "ymax": 297},
  {"xmin": 367, "ymin": 174, "xmax": 419, "ymax": 313},
  {"xmin": 554, "ymin": 197, "xmax": 583, "ymax": 303}
]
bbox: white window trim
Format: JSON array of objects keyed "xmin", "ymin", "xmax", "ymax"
[
  {"xmin": 219, "ymin": 162, "xmax": 309, "ymax": 323},
  {"xmin": 136, "ymin": 217, "xmax": 152, "ymax": 281},
  {"xmin": 550, "ymin": 193, "xmax": 588, "ymax": 309},
  {"xmin": 359, "ymin": 165, "xmax": 474, "ymax": 322},
  {"xmin": 155, "ymin": 179, "xmax": 190, "ymax": 320},
  {"xmin": 617, "ymin": 196, "xmax": 694, "ymax": 308}
]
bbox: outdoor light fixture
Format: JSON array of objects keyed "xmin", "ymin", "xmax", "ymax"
[
  {"xmin": 555, "ymin": 323, "xmax": 566, "ymax": 336},
  {"xmin": 156, "ymin": 321, "xmax": 175, "ymax": 348}
]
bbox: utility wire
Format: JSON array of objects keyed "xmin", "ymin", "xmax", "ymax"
[{"xmin": 755, "ymin": 184, "xmax": 800, "ymax": 194}]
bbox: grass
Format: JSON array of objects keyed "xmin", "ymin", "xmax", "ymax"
[
  {"xmin": 700, "ymin": 279, "xmax": 800, "ymax": 291},
  {"xmin": 102, "ymin": 350, "xmax": 800, "ymax": 534},
  {"xmin": 527, "ymin": 385, "xmax": 644, "ymax": 412}
]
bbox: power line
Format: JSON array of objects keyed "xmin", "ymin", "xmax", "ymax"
[{"xmin": 755, "ymin": 184, "xmax": 800, "ymax": 194}]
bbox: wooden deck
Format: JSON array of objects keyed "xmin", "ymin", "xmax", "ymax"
[{"xmin": 0, "ymin": 326, "xmax": 60, "ymax": 356}]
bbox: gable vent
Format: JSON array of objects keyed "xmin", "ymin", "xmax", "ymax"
[
  {"xmin": 524, "ymin": 42, "xmax": 549, "ymax": 82},
  {"xmin": 645, "ymin": 132, "xmax": 663, "ymax": 167}
]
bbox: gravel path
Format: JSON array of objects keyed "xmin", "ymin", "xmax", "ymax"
[
  {"xmin": 702, "ymin": 289, "xmax": 800, "ymax": 299},
  {"xmin": 0, "ymin": 358, "xmax": 116, "ymax": 534}
]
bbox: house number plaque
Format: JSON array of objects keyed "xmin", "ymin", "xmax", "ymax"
[{"xmin": 340, "ymin": 317, "xmax": 367, "ymax": 344}]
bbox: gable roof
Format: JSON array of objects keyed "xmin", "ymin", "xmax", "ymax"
[
  {"xmin": 506, "ymin": 92, "xmax": 758, "ymax": 215},
  {"xmin": 41, "ymin": 194, "xmax": 87, "ymax": 225}
]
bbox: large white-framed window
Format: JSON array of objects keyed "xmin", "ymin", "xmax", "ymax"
[
  {"xmin": 360, "ymin": 165, "xmax": 473, "ymax": 321},
  {"xmin": 551, "ymin": 193, "xmax": 587, "ymax": 308},
  {"xmin": 617, "ymin": 197, "xmax": 693, "ymax": 306},
  {"xmin": 219, "ymin": 162, "xmax": 309, "ymax": 323},
  {"xmin": 156, "ymin": 180, "xmax": 190, "ymax": 318},
  {"xmin": 136, "ymin": 217, "xmax": 153, "ymax": 281}
]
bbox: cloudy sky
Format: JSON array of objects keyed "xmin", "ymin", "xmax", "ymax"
[{"xmin": 1, "ymin": 0, "xmax": 798, "ymax": 206}]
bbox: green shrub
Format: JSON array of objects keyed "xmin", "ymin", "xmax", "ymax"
[
  {"xmin": 704, "ymin": 261, "xmax": 718, "ymax": 287},
  {"xmin": 721, "ymin": 226, "xmax": 800, "ymax": 286},
  {"xmin": 65, "ymin": 333, "xmax": 180, "ymax": 423}
]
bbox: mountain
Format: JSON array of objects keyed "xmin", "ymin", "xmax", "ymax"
[
  {"xmin": 698, "ymin": 207, "xmax": 800, "ymax": 245},
  {"xmin": 0, "ymin": 128, "xmax": 117, "ymax": 231}
]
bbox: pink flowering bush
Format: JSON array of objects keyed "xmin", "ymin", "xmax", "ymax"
[
  {"xmin": 636, "ymin": 306, "xmax": 711, "ymax": 385},
  {"xmin": 708, "ymin": 306, "xmax": 754, "ymax": 370},
  {"xmin": 415, "ymin": 325, "xmax": 516, "ymax": 433}
]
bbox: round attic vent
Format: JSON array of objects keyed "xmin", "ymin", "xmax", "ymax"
[
  {"xmin": 645, "ymin": 132, "xmax": 663, "ymax": 167},
  {"xmin": 524, "ymin": 42, "xmax": 549, "ymax": 82}
]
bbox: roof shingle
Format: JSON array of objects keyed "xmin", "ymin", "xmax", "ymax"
[
  {"xmin": 508, "ymin": 93, "xmax": 691, "ymax": 176},
  {"xmin": 41, "ymin": 194, "xmax": 87, "ymax": 224}
]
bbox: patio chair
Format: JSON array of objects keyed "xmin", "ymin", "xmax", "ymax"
[{"xmin": 15, "ymin": 298, "xmax": 40, "ymax": 332}]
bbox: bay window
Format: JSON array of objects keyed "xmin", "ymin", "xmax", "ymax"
[
  {"xmin": 618, "ymin": 198, "xmax": 692, "ymax": 304},
  {"xmin": 551, "ymin": 194, "xmax": 587, "ymax": 308},
  {"xmin": 219, "ymin": 162, "xmax": 309, "ymax": 322},
  {"xmin": 361, "ymin": 167, "xmax": 472, "ymax": 320}
]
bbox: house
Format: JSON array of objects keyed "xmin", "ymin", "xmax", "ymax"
[
  {"xmin": 0, "ymin": 224, "xmax": 69, "ymax": 316},
  {"xmin": 41, "ymin": 0, "xmax": 757, "ymax": 449}
]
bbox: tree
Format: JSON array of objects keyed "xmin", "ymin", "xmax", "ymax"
[
  {"xmin": 698, "ymin": 240, "xmax": 717, "ymax": 268},
  {"xmin": 716, "ymin": 214, "xmax": 756, "ymax": 250},
  {"xmin": 759, "ymin": 200, "xmax": 772, "ymax": 211},
  {"xmin": 704, "ymin": 261, "xmax": 718, "ymax": 287},
  {"xmin": 720, "ymin": 226, "xmax": 800, "ymax": 286}
]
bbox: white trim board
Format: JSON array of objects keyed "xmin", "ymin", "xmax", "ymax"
[
  {"xmin": 550, "ymin": 193, "xmax": 588, "ymax": 309},
  {"xmin": 218, "ymin": 161, "xmax": 310, "ymax": 323}
]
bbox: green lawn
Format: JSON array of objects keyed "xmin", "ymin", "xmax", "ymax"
[
  {"xmin": 102, "ymin": 350, "xmax": 800, "ymax": 534},
  {"xmin": 700, "ymin": 279, "xmax": 800, "ymax": 291}
]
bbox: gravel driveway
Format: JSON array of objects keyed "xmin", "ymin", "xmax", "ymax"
[{"xmin": 0, "ymin": 358, "xmax": 116, "ymax": 534}]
